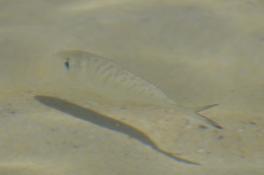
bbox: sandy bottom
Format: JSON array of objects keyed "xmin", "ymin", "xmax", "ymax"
[{"xmin": 0, "ymin": 0, "xmax": 264, "ymax": 174}]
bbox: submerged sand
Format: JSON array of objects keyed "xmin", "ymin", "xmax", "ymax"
[{"xmin": 0, "ymin": 0, "xmax": 263, "ymax": 174}]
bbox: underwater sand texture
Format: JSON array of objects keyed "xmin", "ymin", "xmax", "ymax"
[
  {"xmin": 0, "ymin": 91, "xmax": 263, "ymax": 175},
  {"xmin": 0, "ymin": 0, "xmax": 264, "ymax": 174},
  {"xmin": 0, "ymin": 162, "xmax": 65, "ymax": 175}
]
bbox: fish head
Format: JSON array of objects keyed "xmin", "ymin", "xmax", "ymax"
[
  {"xmin": 56, "ymin": 50, "xmax": 101, "ymax": 72},
  {"xmin": 55, "ymin": 50, "xmax": 84, "ymax": 71}
]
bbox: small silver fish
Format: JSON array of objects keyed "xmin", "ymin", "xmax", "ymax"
[{"xmin": 56, "ymin": 50, "xmax": 222, "ymax": 129}]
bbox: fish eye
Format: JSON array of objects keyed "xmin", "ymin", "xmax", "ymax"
[{"xmin": 64, "ymin": 58, "xmax": 70, "ymax": 70}]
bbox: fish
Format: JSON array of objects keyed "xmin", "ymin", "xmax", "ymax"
[
  {"xmin": 56, "ymin": 50, "xmax": 222, "ymax": 129},
  {"xmin": 57, "ymin": 50, "xmax": 175, "ymax": 107},
  {"xmin": 35, "ymin": 95, "xmax": 200, "ymax": 165}
]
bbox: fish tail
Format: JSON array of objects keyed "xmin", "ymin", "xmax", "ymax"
[
  {"xmin": 191, "ymin": 104, "xmax": 223, "ymax": 129},
  {"xmin": 194, "ymin": 113, "xmax": 223, "ymax": 129}
]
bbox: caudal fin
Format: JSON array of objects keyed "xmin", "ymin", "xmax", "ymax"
[
  {"xmin": 194, "ymin": 112, "xmax": 223, "ymax": 129},
  {"xmin": 191, "ymin": 104, "xmax": 223, "ymax": 129}
]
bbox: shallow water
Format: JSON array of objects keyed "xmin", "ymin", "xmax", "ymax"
[{"xmin": 0, "ymin": 0, "xmax": 264, "ymax": 174}]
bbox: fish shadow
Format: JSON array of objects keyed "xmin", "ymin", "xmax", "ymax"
[{"xmin": 34, "ymin": 95, "xmax": 200, "ymax": 166}]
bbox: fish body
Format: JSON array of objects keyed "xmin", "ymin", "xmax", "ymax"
[
  {"xmin": 57, "ymin": 50, "xmax": 175, "ymax": 107},
  {"xmin": 56, "ymin": 50, "xmax": 222, "ymax": 129}
]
